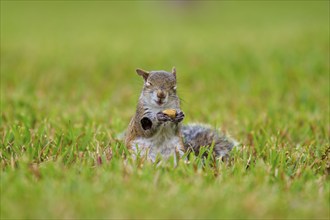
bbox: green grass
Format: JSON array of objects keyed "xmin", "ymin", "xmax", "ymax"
[{"xmin": 1, "ymin": 1, "xmax": 329, "ymax": 219}]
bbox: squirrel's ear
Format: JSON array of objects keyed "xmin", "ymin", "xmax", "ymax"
[
  {"xmin": 172, "ymin": 66, "xmax": 176, "ymax": 79},
  {"xmin": 136, "ymin": 68, "xmax": 149, "ymax": 81}
]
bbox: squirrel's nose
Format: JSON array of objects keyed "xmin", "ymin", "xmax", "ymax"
[{"xmin": 157, "ymin": 90, "xmax": 166, "ymax": 99}]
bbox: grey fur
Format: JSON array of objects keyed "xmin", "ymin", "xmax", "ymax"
[
  {"xmin": 126, "ymin": 68, "xmax": 237, "ymax": 162},
  {"xmin": 181, "ymin": 123, "xmax": 236, "ymax": 159}
]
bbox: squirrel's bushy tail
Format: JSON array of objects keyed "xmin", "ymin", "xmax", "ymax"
[{"xmin": 181, "ymin": 123, "xmax": 238, "ymax": 159}]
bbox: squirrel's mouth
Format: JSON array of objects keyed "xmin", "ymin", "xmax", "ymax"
[
  {"xmin": 156, "ymin": 100, "xmax": 164, "ymax": 105},
  {"xmin": 155, "ymin": 98, "xmax": 165, "ymax": 106}
]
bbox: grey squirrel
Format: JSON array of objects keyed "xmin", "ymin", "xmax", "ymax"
[{"xmin": 124, "ymin": 68, "xmax": 236, "ymax": 162}]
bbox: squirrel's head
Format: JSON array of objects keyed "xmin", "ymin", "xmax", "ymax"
[{"xmin": 136, "ymin": 67, "xmax": 177, "ymax": 107}]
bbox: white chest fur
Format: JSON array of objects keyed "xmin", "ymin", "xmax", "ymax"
[{"xmin": 130, "ymin": 122, "xmax": 182, "ymax": 162}]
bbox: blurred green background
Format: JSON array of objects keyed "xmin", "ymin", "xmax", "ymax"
[
  {"xmin": 1, "ymin": 1, "xmax": 329, "ymax": 219},
  {"xmin": 2, "ymin": 1, "xmax": 328, "ymax": 129}
]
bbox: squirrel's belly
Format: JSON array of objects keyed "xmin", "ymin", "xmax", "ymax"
[{"xmin": 130, "ymin": 136, "xmax": 182, "ymax": 162}]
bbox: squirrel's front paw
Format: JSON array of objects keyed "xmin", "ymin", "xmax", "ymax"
[
  {"xmin": 173, "ymin": 111, "xmax": 185, "ymax": 123},
  {"xmin": 157, "ymin": 112, "xmax": 171, "ymax": 122}
]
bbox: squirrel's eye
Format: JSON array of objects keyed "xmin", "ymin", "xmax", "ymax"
[
  {"xmin": 146, "ymin": 82, "xmax": 152, "ymax": 87},
  {"xmin": 172, "ymin": 86, "xmax": 177, "ymax": 91}
]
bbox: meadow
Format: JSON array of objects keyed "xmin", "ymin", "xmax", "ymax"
[{"xmin": 1, "ymin": 1, "xmax": 329, "ymax": 219}]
